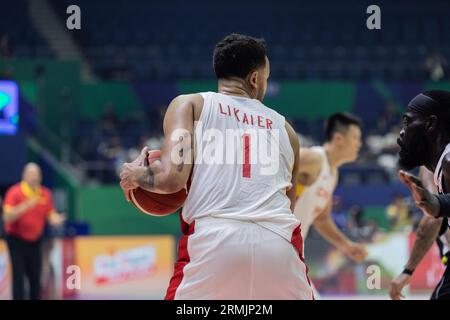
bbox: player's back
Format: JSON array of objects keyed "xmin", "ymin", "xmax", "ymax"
[{"xmin": 182, "ymin": 92, "xmax": 299, "ymax": 240}]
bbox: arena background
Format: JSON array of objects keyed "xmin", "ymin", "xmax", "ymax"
[{"xmin": 0, "ymin": 0, "xmax": 449, "ymax": 299}]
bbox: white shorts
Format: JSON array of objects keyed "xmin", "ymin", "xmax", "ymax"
[{"xmin": 165, "ymin": 216, "xmax": 314, "ymax": 300}]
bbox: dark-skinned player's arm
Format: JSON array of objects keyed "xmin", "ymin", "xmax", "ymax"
[
  {"xmin": 312, "ymin": 176, "xmax": 367, "ymax": 263},
  {"xmin": 285, "ymin": 122, "xmax": 300, "ymax": 213},
  {"xmin": 119, "ymin": 94, "xmax": 202, "ymax": 194},
  {"xmin": 433, "ymin": 154, "xmax": 450, "ymax": 218},
  {"xmin": 390, "ymin": 167, "xmax": 443, "ymax": 300}
]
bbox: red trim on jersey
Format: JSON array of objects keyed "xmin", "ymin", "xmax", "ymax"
[
  {"xmin": 164, "ymin": 214, "xmax": 195, "ymax": 300},
  {"xmin": 291, "ymin": 224, "xmax": 315, "ymax": 300},
  {"xmin": 243, "ymin": 134, "xmax": 251, "ymax": 178}
]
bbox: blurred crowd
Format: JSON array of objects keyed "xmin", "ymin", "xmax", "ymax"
[
  {"xmin": 75, "ymin": 106, "xmax": 164, "ymax": 183},
  {"xmin": 75, "ymin": 94, "xmax": 407, "ymax": 185},
  {"xmin": 0, "ymin": 33, "xmax": 12, "ymax": 58}
]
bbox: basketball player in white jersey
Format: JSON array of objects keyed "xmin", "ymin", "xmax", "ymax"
[
  {"xmin": 119, "ymin": 33, "xmax": 314, "ymax": 299},
  {"xmin": 294, "ymin": 113, "xmax": 368, "ymax": 263}
]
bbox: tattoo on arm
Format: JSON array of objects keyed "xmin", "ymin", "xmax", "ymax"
[
  {"xmin": 177, "ymin": 136, "xmax": 184, "ymax": 172},
  {"xmin": 138, "ymin": 166, "xmax": 155, "ymax": 190},
  {"xmin": 147, "ymin": 166, "xmax": 155, "ymax": 189}
]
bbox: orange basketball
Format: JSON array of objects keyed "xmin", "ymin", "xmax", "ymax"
[
  {"xmin": 145, "ymin": 149, "xmax": 161, "ymax": 165},
  {"xmin": 128, "ymin": 187, "xmax": 188, "ymax": 216},
  {"xmin": 127, "ymin": 149, "xmax": 188, "ymax": 216}
]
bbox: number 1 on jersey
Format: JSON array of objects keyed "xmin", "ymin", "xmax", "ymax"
[{"xmin": 243, "ymin": 134, "xmax": 251, "ymax": 178}]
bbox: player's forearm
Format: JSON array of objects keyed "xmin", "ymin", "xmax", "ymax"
[
  {"xmin": 435, "ymin": 194, "xmax": 450, "ymax": 218},
  {"xmin": 136, "ymin": 162, "xmax": 182, "ymax": 194},
  {"xmin": 136, "ymin": 125, "xmax": 192, "ymax": 194},
  {"xmin": 314, "ymin": 216, "xmax": 351, "ymax": 251},
  {"xmin": 405, "ymin": 217, "xmax": 442, "ymax": 270}
]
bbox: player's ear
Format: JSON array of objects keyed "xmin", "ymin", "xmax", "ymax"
[
  {"xmin": 427, "ymin": 115, "xmax": 438, "ymax": 132},
  {"xmin": 248, "ymin": 70, "xmax": 258, "ymax": 90},
  {"xmin": 332, "ymin": 132, "xmax": 343, "ymax": 144}
]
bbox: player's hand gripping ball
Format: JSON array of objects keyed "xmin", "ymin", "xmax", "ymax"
[{"xmin": 127, "ymin": 150, "xmax": 188, "ymax": 216}]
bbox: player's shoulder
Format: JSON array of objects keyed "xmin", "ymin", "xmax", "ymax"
[
  {"xmin": 300, "ymin": 147, "xmax": 324, "ymax": 165},
  {"xmin": 284, "ymin": 121, "xmax": 300, "ymax": 153},
  {"xmin": 167, "ymin": 94, "xmax": 204, "ymax": 120},
  {"xmin": 284, "ymin": 120, "xmax": 297, "ymax": 137},
  {"xmin": 171, "ymin": 93, "xmax": 204, "ymax": 105}
]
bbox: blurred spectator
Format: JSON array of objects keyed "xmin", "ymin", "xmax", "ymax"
[
  {"xmin": 76, "ymin": 105, "xmax": 166, "ymax": 183},
  {"xmin": 97, "ymin": 135, "xmax": 127, "ymax": 182},
  {"xmin": 366, "ymin": 122, "xmax": 400, "ymax": 156},
  {"xmin": 331, "ymin": 196, "xmax": 347, "ymax": 231},
  {"xmin": 346, "ymin": 204, "xmax": 378, "ymax": 241},
  {"xmin": 386, "ymin": 193, "xmax": 412, "ymax": 231},
  {"xmin": 107, "ymin": 52, "xmax": 133, "ymax": 81},
  {"xmin": 2, "ymin": 163, "xmax": 65, "ymax": 300},
  {"xmin": 0, "ymin": 33, "xmax": 12, "ymax": 58},
  {"xmin": 347, "ymin": 204, "xmax": 365, "ymax": 230},
  {"xmin": 100, "ymin": 104, "xmax": 119, "ymax": 134},
  {"xmin": 377, "ymin": 101, "xmax": 399, "ymax": 134},
  {"xmin": 424, "ymin": 52, "xmax": 447, "ymax": 82},
  {"xmin": 366, "ymin": 125, "xmax": 401, "ymax": 178},
  {"xmin": 145, "ymin": 105, "xmax": 168, "ymax": 135}
]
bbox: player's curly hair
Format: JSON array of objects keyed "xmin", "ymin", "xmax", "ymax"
[{"xmin": 213, "ymin": 33, "xmax": 267, "ymax": 80}]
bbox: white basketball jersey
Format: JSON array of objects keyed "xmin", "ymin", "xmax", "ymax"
[
  {"xmin": 441, "ymin": 229, "xmax": 450, "ymax": 256},
  {"xmin": 433, "ymin": 142, "xmax": 450, "ymax": 229},
  {"xmin": 181, "ymin": 92, "xmax": 300, "ymax": 241},
  {"xmin": 293, "ymin": 146, "xmax": 336, "ymax": 238},
  {"xmin": 433, "ymin": 143, "xmax": 450, "ymax": 194}
]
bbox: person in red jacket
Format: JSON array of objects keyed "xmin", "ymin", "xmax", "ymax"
[{"xmin": 2, "ymin": 163, "xmax": 65, "ymax": 300}]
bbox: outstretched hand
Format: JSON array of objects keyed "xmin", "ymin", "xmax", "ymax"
[
  {"xmin": 398, "ymin": 170, "xmax": 440, "ymax": 218},
  {"xmin": 343, "ymin": 241, "xmax": 368, "ymax": 263},
  {"xmin": 389, "ymin": 272, "xmax": 411, "ymax": 300}
]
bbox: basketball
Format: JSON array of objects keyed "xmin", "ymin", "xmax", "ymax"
[
  {"xmin": 145, "ymin": 149, "xmax": 161, "ymax": 166},
  {"xmin": 128, "ymin": 150, "xmax": 188, "ymax": 216}
]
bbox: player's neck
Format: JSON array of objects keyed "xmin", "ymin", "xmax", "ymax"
[
  {"xmin": 323, "ymin": 143, "xmax": 346, "ymax": 170},
  {"xmin": 218, "ymin": 79, "xmax": 255, "ymax": 99},
  {"xmin": 427, "ymin": 137, "xmax": 450, "ymax": 172}
]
